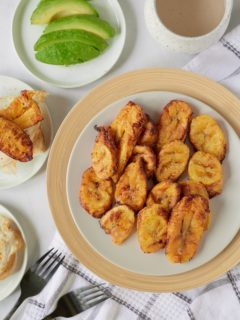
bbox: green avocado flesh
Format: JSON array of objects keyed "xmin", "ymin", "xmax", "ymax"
[
  {"xmin": 35, "ymin": 41, "xmax": 100, "ymax": 65},
  {"xmin": 43, "ymin": 15, "xmax": 115, "ymax": 39},
  {"xmin": 31, "ymin": 0, "xmax": 98, "ymax": 24},
  {"xmin": 34, "ymin": 29, "xmax": 108, "ymax": 52}
]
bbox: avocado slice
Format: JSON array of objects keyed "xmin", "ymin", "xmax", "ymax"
[
  {"xmin": 31, "ymin": 0, "xmax": 98, "ymax": 25},
  {"xmin": 43, "ymin": 15, "xmax": 115, "ymax": 40},
  {"xmin": 34, "ymin": 29, "xmax": 108, "ymax": 52},
  {"xmin": 35, "ymin": 41, "xmax": 100, "ymax": 65}
]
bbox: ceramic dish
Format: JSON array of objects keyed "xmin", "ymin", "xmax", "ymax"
[
  {"xmin": 12, "ymin": 0, "xmax": 126, "ymax": 88},
  {"xmin": 144, "ymin": 0, "xmax": 233, "ymax": 53},
  {"xmin": 0, "ymin": 204, "xmax": 28, "ymax": 301},
  {"xmin": 0, "ymin": 75, "xmax": 52, "ymax": 190},
  {"xmin": 47, "ymin": 69, "xmax": 240, "ymax": 291},
  {"xmin": 66, "ymin": 90, "xmax": 240, "ymax": 276}
]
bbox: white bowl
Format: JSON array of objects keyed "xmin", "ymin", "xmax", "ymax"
[{"xmin": 144, "ymin": 0, "xmax": 233, "ymax": 54}]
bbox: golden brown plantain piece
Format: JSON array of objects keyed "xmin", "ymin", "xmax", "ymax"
[
  {"xmin": 156, "ymin": 140, "xmax": 190, "ymax": 182},
  {"xmin": 100, "ymin": 205, "xmax": 135, "ymax": 245},
  {"xmin": 115, "ymin": 159, "xmax": 147, "ymax": 211},
  {"xmin": 190, "ymin": 115, "xmax": 227, "ymax": 161},
  {"xmin": 0, "ymin": 90, "xmax": 44, "ymax": 129},
  {"xmin": 188, "ymin": 151, "xmax": 223, "ymax": 198},
  {"xmin": 80, "ymin": 167, "xmax": 113, "ymax": 218},
  {"xmin": 166, "ymin": 195, "xmax": 210, "ymax": 263},
  {"xmin": 146, "ymin": 181, "xmax": 181, "ymax": 212},
  {"xmin": 110, "ymin": 101, "xmax": 146, "ymax": 182},
  {"xmin": 91, "ymin": 126, "xmax": 118, "ymax": 179},
  {"xmin": 157, "ymin": 100, "xmax": 192, "ymax": 150},
  {"xmin": 180, "ymin": 180, "xmax": 211, "ymax": 230},
  {"xmin": 180, "ymin": 180, "xmax": 209, "ymax": 200},
  {"xmin": 137, "ymin": 204, "xmax": 168, "ymax": 253},
  {"xmin": 0, "ymin": 117, "xmax": 33, "ymax": 162},
  {"xmin": 131, "ymin": 145, "xmax": 156, "ymax": 177},
  {"xmin": 138, "ymin": 115, "xmax": 158, "ymax": 147}
]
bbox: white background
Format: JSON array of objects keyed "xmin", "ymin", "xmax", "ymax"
[{"xmin": 0, "ymin": 0, "xmax": 240, "ymax": 316}]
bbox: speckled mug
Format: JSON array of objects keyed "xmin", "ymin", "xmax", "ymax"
[{"xmin": 144, "ymin": 0, "xmax": 233, "ymax": 54}]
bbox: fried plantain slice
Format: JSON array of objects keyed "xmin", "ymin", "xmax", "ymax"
[
  {"xmin": 180, "ymin": 180, "xmax": 211, "ymax": 230},
  {"xmin": 0, "ymin": 117, "xmax": 33, "ymax": 162},
  {"xmin": 100, "ymin": 205, "xmax": 135, "ymax": 245},
  {"xmin": 80, "ymin": 167, "xmax": 113, "ymax": 218},
  {"xmin": 156, "ymin": 140, "xmax": 190, "ymax": 182},
  {"xmin": 115, "ymin": 159, "xmax": 147, "ymax": 211},
  {"xmin": 138, "ymin": 115, "xmax": 158, "ymax": 147},
  {"xmin": 146, "ymin": 181, "xmax": 181, "ymax": 212},
  {"xmin": 188, "ymin": 151, "xmax": 223, "ymax": 198},
  {"xmin": 0, "ymin": 90, "xmax": 44, "ymax": 129},
  {"xmin": 110, "ymin": 101, "xmax": 146, "ymax": 182},
  {"xmin": 190, "ymin": 115, "xmax": 227, "ymax": 161},
  {"xmin": 157, "ymin": 100, "xmax": 192, "ymax": 150},
  {"xmin": 91, "ymin": 126, "xmax": 118, "ymax": 179},
  {"xmin": 180, "ymin": 180, "xmax": 209, "ymax": 200},
  {"xmin": 166, "ymin": 195, "xmax": 210, "ymax": 263},
  {"xmin": 131, "ymin": 145, "xmax": 156, "ymax": 177},
  {"xmin": 137, "ymin": 204, "xmax": 168, "ymax": 253}
]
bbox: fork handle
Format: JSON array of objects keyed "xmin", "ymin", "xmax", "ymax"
[{"xmin": 4, "ymin": 295, "xmax": 26, "ymax": 320}]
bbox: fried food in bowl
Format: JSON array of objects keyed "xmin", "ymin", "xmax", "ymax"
[
  {"xmin": 80, "ymin": 167, "xmax": 113, "ymax": 218},
  {"xmin": 115, "ymin": 159, "xmax": 147, "ymax": 211},
  {"xmin": 100, "ymin": 205, "xmax": 135, "ymax": 245},
  {"xmin": 146, "ymin": 181, "xmax": 181, "ymax": 212},
  {"xmin": 190, "ymin": 114, "xmax": 227, "ymax": 161},
  {"xmin": 188, "ymin": 151, "xmax": 223, "ymax": 197},
  {"xmin": 156, "ymin": 140, "xmax": 190, "ymax": 182},
  {"xmin": 137, "ymin": 204, "xmax": 168, "ymax": 253},
  {"xmin": 166, "ymin": 195, "xmax": 210, "ymax": 263},
  {"xmin": 157, "ymin": 100, "xmax": 192, "ymax": 149},
  {"xmin": 91, "ymin": 126, "xmax": 118, "ymax": 180}
]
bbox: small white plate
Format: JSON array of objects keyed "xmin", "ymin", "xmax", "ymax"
[
  {"xmin": 12, "ymin": 0, "xmax": 126, "ymax": 88},
  {"xmin": 0, "ymin": 204, "xmax": 28, "ymax": 301},
  {"xmin": 66, "ymin": 91, "xmax": 240, "ymax": 276},
  {"xmin": 0, "ymin": 75, "xmax": 52, "ymax": 190}
]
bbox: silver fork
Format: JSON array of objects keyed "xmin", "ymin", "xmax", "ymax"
[
  {"xmin": 43, "ymin": 283, "xmax": 111, "ymax": 319},
  {"xmin": 4, "ymin": 248, "xmax": 65, "ymax": 320}
]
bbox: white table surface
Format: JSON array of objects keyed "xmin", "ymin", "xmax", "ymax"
[{"xmin": 0, "ymin": 0, "xmax": 240, "ymax": 316}]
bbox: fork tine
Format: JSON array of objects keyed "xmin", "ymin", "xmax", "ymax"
[
  {"xmin": 76, "ymin": 283, "xmax": 107, "ymax": 295},
  {"xmin": 30, "ymin": 248, "xmax": 54, "ymax": 273},
  {"xmin": 44, "ymin": 255, "xmax": 65, "ymax": 282},
  {"xmin": 78, "ymin": 286, "xmax": 106, "ymax": 297},
  {"xmin": 82, "ymin": 295, "xmax": 109, "ymax": 310},
  {"xmin": 38, "ymin": 252, "xmax": 61, "ymax": 278},
  {"xmin": 80, "ymin": 292, "xmax": 109, "ymax": 303},
  {"xmin": 35, "ymin": 249, "xmax": 58, "ymax": 275}
]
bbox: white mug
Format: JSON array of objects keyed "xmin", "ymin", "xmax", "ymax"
[{"xmin": 144, "ymin": 0, "xmax": 233, "ymax": 54}]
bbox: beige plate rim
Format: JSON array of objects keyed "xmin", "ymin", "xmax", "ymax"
[{"xmin": 47, "ymin": 68, "xmax": 240, "ymax": 292}]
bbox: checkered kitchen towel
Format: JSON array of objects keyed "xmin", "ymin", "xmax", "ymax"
[{"xmin": 12, "ymin": 25, "xmax": 240, "ymax": 320}]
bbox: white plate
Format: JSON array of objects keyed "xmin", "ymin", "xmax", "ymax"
[
  {"xmin": 0, "ymin": 75, "xmax": 52, "ymax": 190},
  {"xmin": 12, "ymin": 0, "xmax": 126, "ymax": 88},
  {"xmin": 66, "ymin": 91, "xmax": 240, "ymax": 276},
  {"xmin": 0, "ymin": 204, "xmax": 28, "ymax": 301}
]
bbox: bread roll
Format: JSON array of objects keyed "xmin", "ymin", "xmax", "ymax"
[{"xmin": 0, "ymin": 215, "xmax": 25, "ymax": 280}]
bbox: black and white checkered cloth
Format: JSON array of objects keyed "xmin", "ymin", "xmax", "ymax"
[{"xmin": 12, "ymin": 25, "xmax": 240, "ymax": 320}]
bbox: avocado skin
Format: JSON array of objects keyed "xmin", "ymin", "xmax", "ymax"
[
  {"xmin": 43, "ymin": 15, "xmax": 115, "ymax": 39},
  {"xmin": 31, "ymin": 0, "xmax": 98, "ymax": 24},
  {"xmin": 34, "ymin": 29, "xmax": 108, "ymax": 52},
  {"xmin": 35, "ymin": 41, "xmax": 100, "ymax": 65}
]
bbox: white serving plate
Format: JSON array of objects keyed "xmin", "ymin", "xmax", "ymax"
[
  {"xmin": 66, "ymin": 91, "xmax": 240, "ymax": 276},
  {"xmin": 0, "ymin": 204, "xmax": 28, "ymax": 301},
  {"xmin": 12, "ymin": 0, "xmax": 126, "ymax": 88},
  {"xmin": 0, "ymin": 75, "xmax": 52, "ymax": 189}
]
